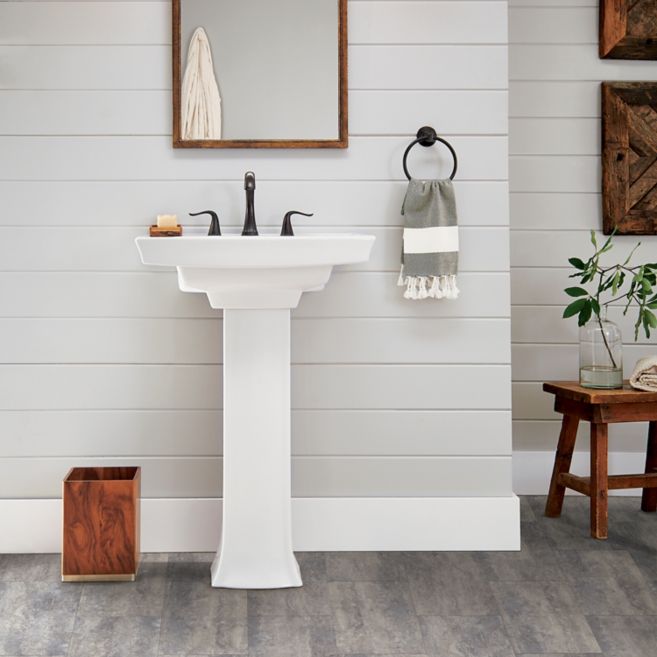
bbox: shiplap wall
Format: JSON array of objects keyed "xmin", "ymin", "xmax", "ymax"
[
  {"xmin": 0, "ymin": 1, "xmax": 513, "ymax": 541},
  {"xmin": 509, "ymin": 1, "xmax": 657, "ymax": 470}
]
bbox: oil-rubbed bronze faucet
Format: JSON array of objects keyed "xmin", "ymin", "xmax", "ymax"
[{"xmin": 242, "ymin": 171, "xmax": 258, "ymax": 236}]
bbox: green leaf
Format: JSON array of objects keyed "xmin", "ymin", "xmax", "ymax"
[
  {"xmin": 622, "ymin": 241, "xmax": 641, "ymax": 266},
  {"xmin": 646, "ymin": 310, "xmax": 657, "ymax": 329},
  {"xmin": 581, "ymin": 270, "xmax": 596, "ymax": 284},
  {"xmin": 643, "ymin": 311, "xmax": 653, "ymax": 339},
  {"xmin": 601, "ymin": 274, "xmax": 616, "ymax": 292},
  {"xmin": 590, "ymin": 230, "xmax": 598, "ymax": 248},
  {"xmin": 600, "ymin": 234, "xmax": 614, "ymax": 253},
  {"xmin": 591, "ymin": 298, "xmax": 601, "ymax": 315},
  {"xmin": 568, "ymin": 257, "xmax": 587, "ymax": 270},
  {"xmin": 578, "ymin": 302, "xmax": 593, "ymax": 327},
  {"xmin": 564, "ymin": 287, "xmax": 588, "ymax": 297},
  {"xmin": 612, "ymin": 270, "xmax": 621, "ymax": 295},
  {"xmin": 563, "ymin": 298, "xmax": 587, "ymax": 319}
]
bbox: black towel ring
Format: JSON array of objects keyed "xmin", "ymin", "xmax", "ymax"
[{"xmin": 402, "ymin": 126, "xmax": 458, "ymax": 181}]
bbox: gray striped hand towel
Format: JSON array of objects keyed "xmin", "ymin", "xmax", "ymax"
[{"xmin": 398, "ymin": 179, "xmax": 459, "ymax": 300}]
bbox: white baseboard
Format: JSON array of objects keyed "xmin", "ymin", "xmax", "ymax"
[
  {"xmin": 0, "ymin": 496, "xmax": 520, "ymax": 553},
  {"xmin": 513, "ymin": 450, "xmax": 646, "ymax": 496}
]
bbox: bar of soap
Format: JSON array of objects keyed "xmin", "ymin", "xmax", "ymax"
[{"xmin": 157, "ymin": 214, "xmax": 178, "ymax": 228}]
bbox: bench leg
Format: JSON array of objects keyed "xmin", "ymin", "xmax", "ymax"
[
  {"xmin": 641, "ymin": 421, "xmax": 657, "ymax": 513},
  {"xmin": 545, "ymin": 414, "xmax": 579, "ymax": 518},
  {"xmin": 590, "ymin": 422, "xmax": 608, "ymax": 539}
]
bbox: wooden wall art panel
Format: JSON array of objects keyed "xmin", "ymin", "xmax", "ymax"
[
  {"xmin": 600, "ymin": 0, "xmax": 657, "ymax": 60},
  {"xmin": 602, "ymin": 82, "xmax": 657, "ymax": 235}
]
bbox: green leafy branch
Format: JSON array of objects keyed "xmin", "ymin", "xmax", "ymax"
[{"xmin": 563, "ymin": 231, "xmax": 657, "ymax": 367}]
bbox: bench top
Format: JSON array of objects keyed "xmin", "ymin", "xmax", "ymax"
[{"xmin": 543, "ymin": 381, "xmax": 657, "ymax": 405}]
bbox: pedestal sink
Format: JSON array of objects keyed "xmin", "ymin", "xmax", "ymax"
[{"xmin": 136, "ymin": 231, "xmax": 375, "ymax": 588}]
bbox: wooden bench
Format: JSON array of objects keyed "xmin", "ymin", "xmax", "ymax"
[{"xmin": 543, "ymin": 381, "xmax": 657, "ymax": 539}]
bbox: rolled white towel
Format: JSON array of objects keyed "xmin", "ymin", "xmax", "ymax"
[{"xmin": 629, "ymin": 356, "xmax": 657, "ymax": 392}]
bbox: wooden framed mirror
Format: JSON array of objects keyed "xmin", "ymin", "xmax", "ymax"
[{"xmin": 172, "ymin": 0, "xmax": 347, "ymax": 149}]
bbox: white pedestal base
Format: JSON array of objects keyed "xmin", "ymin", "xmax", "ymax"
[{"xmin": 211, "ymin": 309, "xmax": 302, "ymax": 589}]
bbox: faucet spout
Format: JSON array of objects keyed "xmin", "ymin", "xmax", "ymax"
[{"xmin": 242, "ymin": 171, "xmax": 258, "ymax": 236}]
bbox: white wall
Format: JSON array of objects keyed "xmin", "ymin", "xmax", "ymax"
[
  {"xmin": 0, "ymin": 1, "xmax": 516, "ymax": 550},
  {"xmin": 510, "ymin": 0, "xmax": 657, "ymax": 492}
]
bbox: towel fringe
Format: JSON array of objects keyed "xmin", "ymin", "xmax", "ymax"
[{"xmin": 398, "ymin": 268, "xmax": 459, "ymax": 301}]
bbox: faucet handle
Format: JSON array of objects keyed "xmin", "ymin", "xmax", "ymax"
[
  {"xmin": 189, "ymin": 210, "xmax": 221, "ymax": 236},
  {"xmin": 244, "ymin": 171, "xmax": 256, "ymax": 190},
  {"xmin": 281, "ymin": 211, "xmax": 313, "ymax": 237}
]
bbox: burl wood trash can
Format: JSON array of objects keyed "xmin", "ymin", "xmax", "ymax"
[{"xmin": 62, "ymin": 466, "xmax": 141, "ymax": 582}]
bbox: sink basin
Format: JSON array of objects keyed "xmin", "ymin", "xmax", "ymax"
[
  {"xmin": 136, "ymin": 232, "xmax": 375, "ymax": 308},
  {"xmin": 135, "ymin": 230, "xmax": 375, "ymax": 589}
]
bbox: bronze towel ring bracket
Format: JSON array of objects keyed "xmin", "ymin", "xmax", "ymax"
[{"xmin": 402, "ymin": 126, "xmax": 458, "ymax": 181}]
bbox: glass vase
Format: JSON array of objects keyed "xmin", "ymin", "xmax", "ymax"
[{"xmin": 579, "ymin": 310, "xmax": 623, "ymax": 389}]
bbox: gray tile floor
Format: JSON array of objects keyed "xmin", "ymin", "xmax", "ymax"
[{"xmin": 1, "ymin": 496, "xmax": 657, "ymax": 656}]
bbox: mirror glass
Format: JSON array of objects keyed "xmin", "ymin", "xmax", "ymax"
[{"xmin": 173, "ymin": 0, "xmax": 347, "ymax": 148}]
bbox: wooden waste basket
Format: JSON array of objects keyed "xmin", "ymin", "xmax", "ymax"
[{"xmin": 62, "ymin": 466, "xmax": 141, "ymax": 582}]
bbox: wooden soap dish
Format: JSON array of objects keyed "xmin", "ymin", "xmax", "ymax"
[{"xmin": 149, "ymin": 225, "xmax": 182, "ymax": 237}]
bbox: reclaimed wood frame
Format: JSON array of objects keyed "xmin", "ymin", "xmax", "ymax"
[
  {"xmin": 602, "ymin": 82, "xmax": 657, "ymax": 235},
  {"xmin": 172, "ymin": 0, "xmax": 348, "ymax": 149},
  {"xmin": 600, "ymin": 0, "xmax": 657, "ymax": 60}
]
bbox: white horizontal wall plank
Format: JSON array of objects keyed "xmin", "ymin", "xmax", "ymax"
[
  {"xmin": 514, "ymin": 420, "xmax": 650, "ymax": 453},
  {"xmin": 512, "ymin": 344, "xmax": 657, "ymax": 382},
  {"xmin": 1, "ymin": 45, "xmax": 508, "ymax": 90},
  {"xmin": 0, "ymin": 364, "xmax": 511, "ymax": 410},
  {"xmin": 0, "ymin": 90, "xmax": 508, "ymax": 136},
  {"xmin": 351, "ymin": 91, "xmax": 508, "ymax": 135},
  {"xmin": 511, "ymin": 230, "xmax": 657, "ymax": 269},
  {"xmin": 351, "ymin": 45, "xmax": 508, "ymax": 89},
  {"xmin": 0, "ymin": 318, "xmax": 510, "ymax": 365},
  {"xmin": 0, "ymin": 318, "xmax": 222, "ymax": 364},
  {"xmin": 293, "ymin": 365, "xmax": 511, "ymax": 410},
  {"xmin": 0, "ymin": 226, "xmax": 509, "ymax": 273},
  {"xmin": 293, "ymin": 319, "xmax": 511, "ymax": 364},
  {"xmin": 0, "ymin": 2, "xmax": 169, "ymax": 44},
  {"xmin": 0, "ymin": 456, "xmax": 513, "ymax": 498},
  {"xmin": 292, "ymin": 410, "xmax": 512, "ymax": 456},
  {"xmin": 0, "ymin": 90, "xmax": 171, "ymax": 135},
  {"xmin": 350, "ymin": 1, "xmax": 507, "ymax": 44},
  {"xmin": 0, "ymin": 1, "xmax": 506, "ymax": 46},
  {"xmin": 0, "ymin": 45, "xmax": 170, "ymax": 90},
  {"xmin": 510, "ymin": 45, "xmax": 657, "ymax": 81},
  {"xmin": 510, "ymin": 156, "xmax": 598, "ymax": 193},
  {"xmin": 0, "ymin": 272, "xmax": 510, "ymax": 318},
  {"xmin": 0, "ymin": 136, "xmax": 508, "ymax": 182},
  {"xmin": 0, "ymin": 180, "xmax": 510, "ymax": 227},
  {"xmin": 509, "ymin": 82, "xmax": 599, "ymax": 118},
  {"xmin": 512, "ymin": 306, "xmax": 656, "ymax": 345},
  {"xmin": 512, "ymin": 382, "xmax": 558, "ymax": 421},
  {"xmin": 511, "ymin": 268, "xmax": 573, "ymax": 306},
  {"xmin": 0, "ymin": 409, "xmax": 511, "ymax": 457},
  {"xmin": 510, "ymin": 119, "xmax": 598, "ymax": 155},
  {"xmin": 0, "ymin": 410, "xmax": 222, "ymax": 457},
  {"xmin": 509, "ymin": 7, "xmax": 596, "ymax": 44},
  {"xmin": 511, "ymin": 193, "xmax": 600, "ymax": 230}
]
